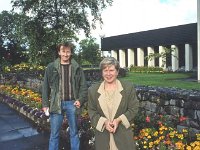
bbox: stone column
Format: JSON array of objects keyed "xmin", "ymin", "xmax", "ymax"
[
  {"xmin": 159, "ymin": 46, "xmax": 166, "ymax": 69},
  {"xmin": 128, "ymin": 48, "xmax": 135, "ymax": 67},
  {"xmin": 185, "ymin": 44, "xmax": 193, "ymax": 71},
  {"xmin": 171, "ymin": 45, "xmax": 179, "ymax": 72},
  {"xmin": 111, "ymin": 50, "xmax": 118, "ymax": 60},
  {"xmin": 147, "ymin": 47, "xmax": 155, "ymax": 67},
  {"xmin": 137, "ymin": 48, "xmax": 144, "ymax": 66},
  {"xmin": 119, "ymin": 49, "xmax": 126, "ymax": 68},
  {"xmin": 101, "ymin": 51, "xmax": 111, "ymax": 57}
]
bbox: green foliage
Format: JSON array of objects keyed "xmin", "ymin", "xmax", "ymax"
[
  {"xmin": 12, "ymin": 0, "xmax": 113, "ymax": 36},
  {"xmin": 9, "ymin": 0, "xmax": 113, "ymax": 65},
  {"xmin": 3, "ymin": 63, "xmax": 45, "ymax": 80},
  {"xmin": 145, "ymin": 47, "xmax": 178, "ymax": 67},
  {"xmin": 124, "ymin": 72, "xmax": 200, "ymax": 90},
  {"xmin": 129, "ymin": 66, "xmax": 163, "ymax": 73},
  {"xmin": 0, "ymin": 11, "xmax": 28, "ymax": 65},
  {"xmin": 0, "ymin": 0, "xmax": 113, "ymax": 65},
  {"xmin": 78, "ymin": 37, "xmax": 101, "ymax": 65}
]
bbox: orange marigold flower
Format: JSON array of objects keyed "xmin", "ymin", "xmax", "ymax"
[
  {"xmin": 164, "ymin": 140, "xmax": 171, "ymax": 145},
  {"xmin": 186, "ymin": 146, "xmax": 192, "ymax": 150}
]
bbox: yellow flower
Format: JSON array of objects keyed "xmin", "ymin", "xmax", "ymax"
[
  {"xmin": 159, "ymin": 131, "xmax": 163, "ymax": 135},
  {"xmin": 186, "ymin": 146, "xmax": 192, "ymax": 150},
  {"xmin": 182, "ymin": 128, "xmax": 188, "ymax": 133},
  {"xmin": 143, "ymin": 145, "xmax": 147, "ymax": 149},
  {"xmin": 196, "ymin": 134, "xmax": 200, "ymax": 141},
  {"xmin": 175, "ymin": 141, "xmax": 184, "ymax": 149},
  {"xmin": 153, "ymin": 131, "xmax": 158, "ymax": 137},
  {"xmin": 193, "ymin": 146, "xmax": 200, "ymax": 150},
  {"xmin": 159, "ymin": 136, "xmax": 165, "ymax": 140},
  {"xmin": 177, "ymin": 134, "xmax": 184, "ymax": 140},
  {"xmin": 169, "ymin": 131, "xmax": 176, "ymax": 138},
  {"xmin": 154, "ymin": 139, "xmax": 160, "ymax": 145},
  {"xmin": 192, "ymin": 141, "xmax": 200, "ymax": 146},
  {"xmin": 149, "ymin": 142, "xmax": 154, "ymax": 148},
  {"xmin": 147, "ymin": 135, "xmax": 151, "ymax": 139},
  {"xmin": 144, "ymin": 132, "xmax": 149, "ymax": 137}
]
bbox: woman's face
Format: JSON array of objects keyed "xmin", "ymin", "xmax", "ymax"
[{"xmin": 102, "ymin": 65, "xmax": 118, "ymax": 84}]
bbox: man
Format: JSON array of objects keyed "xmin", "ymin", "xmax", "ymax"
[{"xmin": 42, "ymin": 42, "xmax": 87, "ymax": 150}]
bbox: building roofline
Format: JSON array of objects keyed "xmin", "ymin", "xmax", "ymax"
[{"xmin": 101, "ymin": 23, "xmax": 197, "ymax": 51}]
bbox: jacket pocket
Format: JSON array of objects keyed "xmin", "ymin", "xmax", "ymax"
[
  {"xmin": 50, "ymin": 89, "xmax": 57, "ymax": 111},
  {"xmin": 74, "ymin": 75, "xmax": 81, "ymax": 84},
  {"xmin": 49, "ymin": 71, "xmax": 59, "ymax": 87},
  {"xmin": 74, "ymin": 75, "xmax": 81, "ymax": 93}
]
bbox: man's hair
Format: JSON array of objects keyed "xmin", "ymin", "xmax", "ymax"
[{"xmin": 57, "ymin": 42, "xmax": 74, "ymax": 53}]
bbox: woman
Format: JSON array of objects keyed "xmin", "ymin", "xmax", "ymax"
[{"xmin": 88, "ymin": 57, "xmax": 139, "ymax": 150}]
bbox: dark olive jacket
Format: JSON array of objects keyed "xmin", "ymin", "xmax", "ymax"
[{"xmin": 42, "ymin": 58, "xmax": 87, "ymax": 114}]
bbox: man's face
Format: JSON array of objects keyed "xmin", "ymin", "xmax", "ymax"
[{"xmin": 58, "ymin": 46, "xmax": 72, "ymax": 64}]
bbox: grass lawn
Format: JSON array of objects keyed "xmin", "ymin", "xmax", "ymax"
[{"xmin": 123, "ymin": 72, "xmax": 200, "ymax": 91}]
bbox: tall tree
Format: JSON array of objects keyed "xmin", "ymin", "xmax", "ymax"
[
  {"xmin": 11, "ymin": 0, "xmax": 113, "ymax": 64},
  {"xmin": 79, "ymin": 37, "xmax": 101, "ymax": 65},
  {"xmin": 0, "ymin": 11, "xmax": 28, "ymax": 65},
  {"xmin": 0, "ymin": 36, "xmax": 7, "ymax": 66}
]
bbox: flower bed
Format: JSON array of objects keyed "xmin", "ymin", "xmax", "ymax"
[
  {"xmin": 0, "ymin": 85, "xmax": 95, "ymax": 149},
  {"xmin": 0, "ymin": 84, "xmax": 200, "ymax": 149},
  {"xmin": 134, "ymin": 110, "xmax": 200, "ymax": 149}
]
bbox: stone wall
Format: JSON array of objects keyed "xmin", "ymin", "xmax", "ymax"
[
  {"xmin": 14, "ymin": 78, "xmax": 200, "ymax": 134},
  {"xmin": 1, "ymin": 71, "xmax": 200, "ymax": 136},
  {"xmin": 135, "ymin": 85, "xmax": 200, "ymax": 136}
]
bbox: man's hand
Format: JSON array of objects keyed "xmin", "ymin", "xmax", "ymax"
[
  {"xmin": 42, "ymin": 107, "xmax": 49, "ymax": 116},
  {"xmin": 74, "ymin": 100, "xmax": 80, "ymax": 108}
]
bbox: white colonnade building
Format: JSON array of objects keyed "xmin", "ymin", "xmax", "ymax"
[{"xmin": 101, "ymin": 23, "xmax": 197, "ymax": 72}]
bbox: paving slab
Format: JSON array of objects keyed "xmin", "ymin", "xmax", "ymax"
[
  {"xmin": 0, "ymin": 102, "xmax": 92, "ymax": 150},
  {"xmin": 0, "ymin": 133, "xmax": 49, "ymax": 150},
  {"xmin": 0, "ymin": 102, "xmax": 49, "ymax": 150}
]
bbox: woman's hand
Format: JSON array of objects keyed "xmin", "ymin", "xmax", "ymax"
[
  {"xmin": 105, "ymin": 120, "xmax": 114, "ymax": 133},
  {"xmin": 112, "ymin": 118, "xmax": 121, "ymax": 133}
]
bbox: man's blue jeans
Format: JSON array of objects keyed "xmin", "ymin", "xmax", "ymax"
[{"xmin": 49, "ymin": 101, "xmax": 80, "ymax": 150}]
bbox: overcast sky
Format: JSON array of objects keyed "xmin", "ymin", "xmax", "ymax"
[
  {"xmin": 0, "ymin": 0, "xmax": 197, "ymax": 40},
  {"xmin": 93, "ymin": 0, "xmax": 197, "ymax": 38}
]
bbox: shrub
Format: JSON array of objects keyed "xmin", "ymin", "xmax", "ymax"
[{"xmin": 130, "ymin": 65, "xmax": 163, "ymax": 73}]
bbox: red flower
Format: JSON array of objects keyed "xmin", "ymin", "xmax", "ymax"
[
  {"xmin": 157, "ymin": 121, "xmax": 163, "ymax": 126},
  {"xmin": 146, "ymin": 116, "xmax": 150, "ymax": 123},
  {"xmin": 179, "ymin": 116, "xmax": 187, "ymax": 122}
]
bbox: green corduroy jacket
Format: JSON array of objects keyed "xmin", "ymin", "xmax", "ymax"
[{"xmin": 42, "ymin": 58, "xmax": 88, "ymax": 114}]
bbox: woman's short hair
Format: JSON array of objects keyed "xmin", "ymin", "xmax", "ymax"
[
  {"xmin": 99, "ymin": 57, "xmax": 120, "ymax": 71},
  {"xmin": 57, "ymin": 42, "xmax": 74, "ymax": 53}
]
